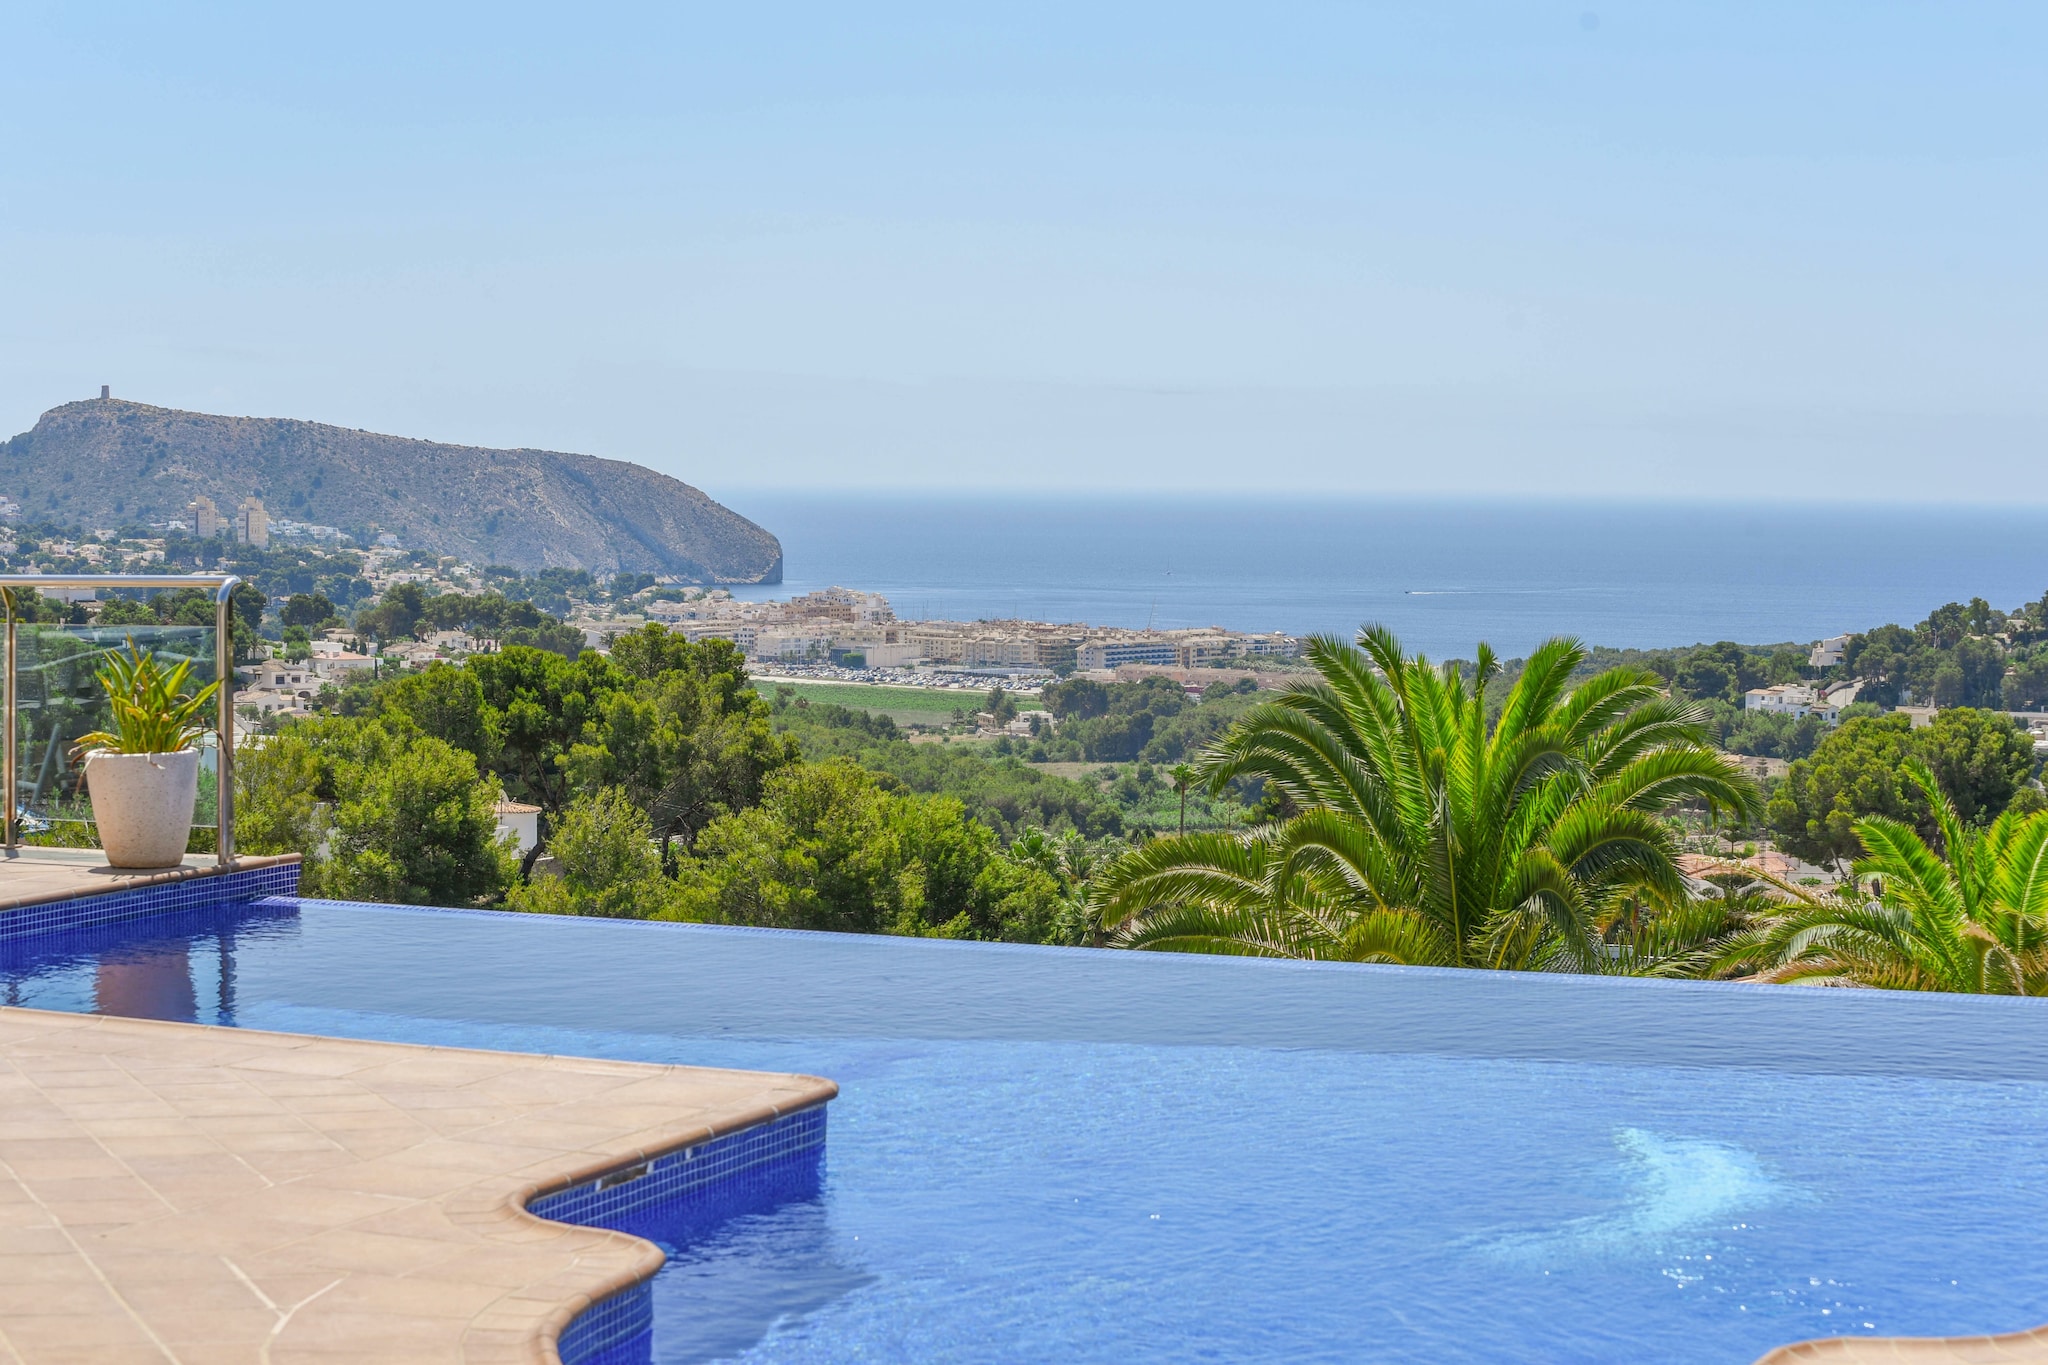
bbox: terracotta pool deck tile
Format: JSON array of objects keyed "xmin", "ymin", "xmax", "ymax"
[
  {"xmin": 0, "ymin": 1248, "xmax": 99, "ymax": 1286},
  {"xmin": 0, "ymin": 1282, "xmax": 130, "ymax": 1319},
  {"xmin": 153, "ymin": 1091, "xmax": 292, "ymax": 1118},
  {"xmin": 2, "ymin": 1343, "xmax": 171, "ymax": 1365},
  {"xmin": 0, "ymin": 1116, "xmax": 80, "ymax": 1140},
  {"xmin": 118, "ymin": 1147, "xmax": 272, "ymax": 1181},
  {"xmin": 226, "ymin": 1149, "xmax": 361, "ymax": 1184},
  {"xmin": 0, "ymin": 1006, "xmax": 837, "ymax": 1362},
  {"xmin": 0, "ymin": 1310, "xmax": 166, "ymax": 1350},
  {"xmin": 0, "ymin": 1205, "xmax": 59, "ymax": 1235},
  {"xmin": 87, "ymin": 1120, "xmax": 234, "ymax": 1147},
  {"xmin": 1756, "ymin": 1329, "xmax": 2048, "ymax": 1362},
  {"xmin": 461, "ymin": 1114, "xmax": 665, "ymax": 1152}
]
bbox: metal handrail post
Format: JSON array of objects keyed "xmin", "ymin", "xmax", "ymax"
[
  {"xmin": 3, "ymin": 590, "xmax": 15, "ymax": 852},
  {"xmin": 214, "ymin": 577, "xmax": 241, "ymax": 865}
]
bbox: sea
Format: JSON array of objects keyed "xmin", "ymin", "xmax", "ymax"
[{"xmin": 713, "ymin": 495, "xmax": 2048, "ymax": 661}]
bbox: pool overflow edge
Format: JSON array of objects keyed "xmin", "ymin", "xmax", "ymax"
[{"xmin": 534, "ymin": 1105, "xmax": 831, "ymax": 1365}]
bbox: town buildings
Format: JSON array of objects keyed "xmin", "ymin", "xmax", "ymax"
[{"xmin": 626, "ymin": 586, "xmax": 1298, "ymax": 676}]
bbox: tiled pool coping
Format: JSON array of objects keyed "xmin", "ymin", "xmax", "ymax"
[
  {"xmin": 0, "ymin": 1006, "xmax": 834, "ymax": 1364},
  {"xmin": 0, "ymin": 849, "xmax": 301, "ymax": 939},
  {"xmin": 1756, "ymin": 1325, "xmax": 2048, "ymax": 1362}
]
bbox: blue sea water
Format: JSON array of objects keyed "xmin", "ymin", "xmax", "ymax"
[
  {"xmin": 8, "ymin": 898, "xmax": 2048, "ymax": 1364},
  {"xmin": 714, "ymin": 494, "xmax": 2048, "ymax": 659}
]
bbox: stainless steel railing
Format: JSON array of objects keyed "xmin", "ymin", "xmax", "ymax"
[{"xmin": 0, "ymin": 573, "xmax": 242, "ymax": 865}]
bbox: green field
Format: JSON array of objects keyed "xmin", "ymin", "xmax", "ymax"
[{"xmin": 758, "ymin": 679, "xmax": 1043, "ymax": 725}]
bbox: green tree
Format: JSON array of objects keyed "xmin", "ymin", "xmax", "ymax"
[
  {"xmin": 466, "ymin": 646, "xmax": 613, "ymax": 818},
  {"xmin": 325, "ymin": 725, "xmax": 513, "ymax": 905},
  {"xmin": 1597, "ymin": 873, "xmax": 1788, "ymax": 980},
  {"xmin": 564, "ymin": 627, "xmax": 795, "ymax": 861},
  {"xmin": 1769, "ymin": 708, "xmax": 2036, "ymax": 867},
  {"xmin": 232, "ymin": 728, "xmax": 329, "ymax": 866},
  {"xmin": 234, "ymin": 716, "xmax": 512, "ymax": 904},
  {"xmin": 1042, "ymin": 677, "xmax": 1110, "ymax": 720},
  {"xmin": 677, "ymin": 759, "xmax": 1061, "ymax": 941},
  {"xmin": 505, "ymin": 787, "xmax": 673, "ymax": 918},
  {"xmin": 355, "ymin": 582, "xmax": 428, "ymax": 642},
  {"xmin": 90, "ymin": 583, "xmax": 264, "ymax": 661},
  {"xmin": 281, "ymin": 592, "xmax": 336, "ymax": 628},
  {"xmin": 1006, "ymin": 826, "xmax": 1129, "ymax": 945},
  {"xmin": 985, "ymin": 686, "xmax": 1018, "ymax": 727},
  {"xmin": 1095, "ymin": 628, "xmax": 1757, "ymax": 969},
  {"xmin": 1728, "ymin": 759, "xmax": 2048, "ymax": 992},
  {"xmin": 1767, "ymin": 714, "xmax": 1923, "ymax": 869},
  {"xmin": 1672, "ymin": 642, "xmax": 1751, "ymax": 704},
  {"xmin": 379, "ymin": 662, "xmax": 501, "ymax": 762},
  {"xmin": 1918, "ymin": 707, "xmax": 2036, "ymax": 825},
  {"xmin": 767, "ymin": 696, "xmax": 1123, "ymax": 839}
]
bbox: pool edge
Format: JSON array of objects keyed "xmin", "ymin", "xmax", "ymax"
[{"xmin": 0, "ymin": 1005, "xmax": 836, "ymax": 1365}]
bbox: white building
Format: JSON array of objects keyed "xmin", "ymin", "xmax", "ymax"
[
  {"xmin": 1743, "ymin": 683, "xmax": 1842, "ymax": 723},
  {"xmin": 786, "ymin": 586, "xmax": 895, "ymax": 623},
  {"xmin": 250, "ymin": 663, "xmax": 317, "ymax": 692},
  {"xmin": 241, "ymin": 662, "xmax": 318, "ymax": 717},
  {"xmin": 234, "ymin": 497, "xmax": 269, "ymax": 549},
  {"xmin": 754, "ymin": 627, "xmax": 837, "ymax": 661},
  {"xmin": 1810, "ymin": 634, "xmax": 1851, "ymax": 669},
  {"xmin": 1078, "ymin": 635, "xmax": 1180, "ymax": 670},
  {"xmin": 381, "ymin": 641, "xmax": 441, "ymax": 668},
  {"xmin": 855, "ymin": 641, "xmax": 924, "ymax": 668},
  {"xmin": 669, "ymin": 620, "xmax": 758, "ymax": 652},
  {"xmin": 310, "ymin": 652, "xmax": 376, "ymax": 681},
  {"xmin": 238, "ymin": 689, "xmax": 311, "ymax": 719},
  {"xmin": 494, "ymin": 801, "xmax": 541, "ymax": 855},
  {"xmin": 187, "ymin": 496, "xmax": 223, "ymax": 539}
]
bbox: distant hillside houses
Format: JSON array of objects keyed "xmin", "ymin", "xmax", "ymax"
[
  {"xmin": 584, "ymin": 586, "xmax": 1298, "ymax": 675},
  {"xmin": 1808, "ymin": 633, "xmax": 1851, "ymax": 669},
  {"xmin": 1743, "ymin": 681, "xmax": 1861, "ymax": 723}
]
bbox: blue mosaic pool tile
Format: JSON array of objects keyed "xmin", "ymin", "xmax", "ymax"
[
  {"xmin": 535, "ymin": 1105, "xmax": 828, "ymax": 1365},
  {"xmin": 554, "ymin": 1278, "xmax": 655, "ymax": 1365},
  {"xmin": 0, "ymin": 861, "xmax": 300, "ymax": 943}
]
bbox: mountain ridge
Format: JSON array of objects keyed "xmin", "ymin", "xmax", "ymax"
[{"xmin": 1, "ymin": 397, "xmax": 782, "ymax": 582}]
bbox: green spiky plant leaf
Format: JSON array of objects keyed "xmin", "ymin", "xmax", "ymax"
[
  {"xmin": 71, "ymin": 640, "xmax": 221, "ymax": 757},
  {"xmin": 1719, "ymin": 758, "xmax": 2048, "ymax": 993},
  {"xmin": 1095, "ymin": 627, "xmax": 1761, "ymax": 972}
]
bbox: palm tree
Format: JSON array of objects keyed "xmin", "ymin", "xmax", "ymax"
[
  {"xmin": 1599, "ymin": 871, "xmax": 1791, "ymax": 979},
  {"xmin": 1169, "ymin": 762, "xmax": 1196, "ymax": 835},
  {"xmin": 1719, "ymin": 758, "xmax": 2048, "ymax": 992},
  {"xmin": 1095, "ymin": 627, "xmax": 1758, "ymax": 970},
  {"xmin": 1008, "ymin": 827, "xmax": 1130, "ymax": 947}
]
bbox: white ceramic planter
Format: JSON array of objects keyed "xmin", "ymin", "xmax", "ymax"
[{"xmin": 83, "ymin": 749, "xmax": 200, "ymax": 869}]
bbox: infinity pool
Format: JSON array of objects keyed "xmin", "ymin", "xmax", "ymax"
[{"xmin": 6, "ymin": 896, "xmax": 2047, "ymax": 1363}]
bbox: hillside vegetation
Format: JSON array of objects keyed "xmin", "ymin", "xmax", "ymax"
[{"xmin": 2, "ymin": 397, "xmax": 781, "ymax": 581}]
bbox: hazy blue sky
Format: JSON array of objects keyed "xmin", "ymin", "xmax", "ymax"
[{"xmin": 3, "ymin": 3, "xmax": 2042, "ymax": 500}]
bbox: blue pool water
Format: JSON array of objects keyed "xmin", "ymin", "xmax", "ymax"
[{"xmin": 6, "ymin": 897, "xmax": 2048, "ymax": 1363}]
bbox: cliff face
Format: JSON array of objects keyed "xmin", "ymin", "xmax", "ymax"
[{"xmin": 2, "ymin": 398, "xmax": 782, "ymax": 582}]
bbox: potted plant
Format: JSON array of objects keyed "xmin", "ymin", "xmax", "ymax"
[{"xmin": 72, "ymin": 641, "xmax": 220, "ymax": 869}]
